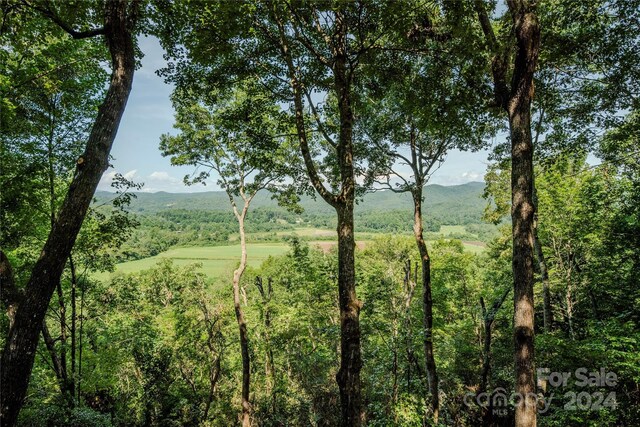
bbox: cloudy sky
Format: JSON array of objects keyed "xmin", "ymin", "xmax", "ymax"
[{"xmin": 98, "ymin": 37, "xmax": 498, "ymax": 193}]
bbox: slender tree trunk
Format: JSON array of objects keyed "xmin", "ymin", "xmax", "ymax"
[
  {"xmin": 402, "ymin": 260, "xmax": 417, "ymax": 394},
  {"xmin": 77, "ymin": 279, "xmax": 85, "ymax": 403},
  {"xmin": 0, "ymin": 2, "xmax": 136, "ymax": 424},
  {"xmin": 532, "ymin": 183, "xmax": 552, "ymax": 332},
  {"xmin": 69, "ymin": 255, "xmax": 78, "ymax": 402},
  {"xmin": 479, "ymin": 287, "xmax": 511, "ymax": 395},
  {"xmin": 41, "ymin": 322, "xmax": 69, "ymax": 394},
  {"xmin": 233, "ymin": 211, "xmax": 251, "ymax": 427},
  {"xmin": 256, "ymin": 276, "xmax": 277, "ymax": 416},
  {"xmin": 203, "ymin": 355, "xmax": 221, "ymax": 420},
  {"xmin": 48, "ymin": 127, "xmax": 73, "ymax": 401},
  {"xmin": 533, "ymin": 232, "xmax": 552, "ymax": 332},
  {"xmin": 411, "ymin": 189, "xmax": 440, "ymax": 424},
  {"xmin": 55, "ymin": 281, "xmax": 69, "ymax": 393}
]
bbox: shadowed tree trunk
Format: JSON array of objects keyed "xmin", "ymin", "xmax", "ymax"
[
  {"xmin": 533, "ymin": 226, "xmax": 552, "ymax": 332},
  {"xmin": 256, "ymin": 276, "xmax": 277, "ymax": 416},
  {"xmin": 475, "ymin": 2, "xmax": 541, "ymax": 425},
  {"xmin": 402, "ymin": 260, "xmax": 417, "ymax": 393},
  {"xmin": 478, "ymin": 287, "xmax": 511, "ymax": 427},
  {"xmin": 0, "ymin": 1, "xmax": 137, "ymax": 424},
  {"xmin": 479, "ymin": 287, "xmax": 512, "ymax": 395}
]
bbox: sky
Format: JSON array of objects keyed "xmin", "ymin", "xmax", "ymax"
[{"xmin": 98, "ymin": 36, "xmax": 497, "ymax": 193}]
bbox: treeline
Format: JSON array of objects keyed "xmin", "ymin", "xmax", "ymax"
[
  {"xmin": 14, "ymin": 152, "xmax": 640, "ymax": 426},
  {"xmin": 114, "ymin": 208, "xmax": 470, "ymax": 262},
  {"xmin": 1, "ymin": 1, "xmax": 639, "ymax": 427}
]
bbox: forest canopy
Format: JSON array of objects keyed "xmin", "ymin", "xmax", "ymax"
[{"xmin": 0, "ymin": 1, "xmax": 638, "ymax": 427}]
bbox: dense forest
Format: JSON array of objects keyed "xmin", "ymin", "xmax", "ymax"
[{"xmin": 1, "ymin": 1, "xmax": 638, "ymax": 427}]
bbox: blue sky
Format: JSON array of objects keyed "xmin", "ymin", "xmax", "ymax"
[{"xmin": 98, "ymin": 36, "xmax": 497, "ymax": 193}]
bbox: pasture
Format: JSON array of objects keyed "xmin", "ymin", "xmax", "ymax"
[
  {"xmin": 98, "ymin": 226, "xmax": 486, "ymax": 280},
  {"xmin": 96, "ymin": 243, "xmax": 289, "ymax": 281}
]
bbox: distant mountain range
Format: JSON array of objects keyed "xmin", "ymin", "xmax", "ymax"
[{"xmin": 95, "ymin": 181, "xmax": 488, "ymax": 225}]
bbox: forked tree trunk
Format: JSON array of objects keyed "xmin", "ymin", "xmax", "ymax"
[
  {"xmin": 412, "ymin": 188, "xmax": 440, "ymax": 424},
  {"xmin": 0, "ymin": 2, "xmax": 136, "ymax": 424},
  {"xmin": 479, "ymin": 287, "xmax": 511, "ymax": 395}
]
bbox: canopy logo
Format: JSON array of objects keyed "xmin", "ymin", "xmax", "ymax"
[{"xmin": 464, "ymin": 367, "xmax": 618, "ymax": 416}]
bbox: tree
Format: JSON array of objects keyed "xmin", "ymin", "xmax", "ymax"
[
  {"xmin": 154, "ymin": 2, "xmax": 419, "ymax": 423},
  {"xmin": 160, "ymin": 80, "xmax": 298, "ymax": 426},
  {"xmin": 471, "ymin": 2, "xmax": 541, "ymax": 425},
  {"xmin": 0, "ymin": 1, "xmax": 138, "ymax": 424},
  {"xmin": 360, "ymin": 35, "xmax": 493, "ymax": 420}
]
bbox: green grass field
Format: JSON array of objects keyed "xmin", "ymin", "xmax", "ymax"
[
  {"xmin": 99, "ymin": 227, "xmax": 486, "ymax": 280},
  {"xmin": 96, "ymin": 243, "xmax": 289, "ymax": 281}
]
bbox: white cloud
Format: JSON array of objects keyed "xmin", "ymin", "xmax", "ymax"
[
  {"xmin": 430, "ymin": 171, "xmax": 485, "ymax": 186},
  {"xmin": 98, "ymin": 168, "xmax": 225, "ymax": 193},
  {"xmin": 98, "ymin": 169, "xmax": 138, "ymax": 190}
]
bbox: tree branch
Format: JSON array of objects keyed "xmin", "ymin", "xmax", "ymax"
[{"xmin": 25, "ymin": 0, "xmax": 105, "ymax": 39}]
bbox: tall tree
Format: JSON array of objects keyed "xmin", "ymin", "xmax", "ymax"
[
  {"xmin": 472, "ymin": 1, "xmax": 541, "ymax": 426},
  {"xmin": 0, "ymin": 1, "xmax": 138, "ymax": 424},
  {"xmin": 154, "ymin": 2, "xmax": 416, "ymax": 423},
  {"xmin": 160, "ymin": 81, "xmax": 298, "ymax": 426},
  {"xmin": 361, "ymin": 49, "xmax": 491, "ymax": 421}
]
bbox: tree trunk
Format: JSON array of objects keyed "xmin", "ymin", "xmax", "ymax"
[
  {"xmin": 41, "ymin": 322, "xmax": 70, "ymax": 397},
  {"xmin": 532, "ymin": 183, "xmax": 552, "ymax": 333},
  {"xmin": 55, "ymin": 281, "xmax": 69, "ymax": 396},
  {"xmin": 533, "ymin": 231, "xmax": 552, "ymax": 332},
  {"xmin": 508, "ymin": 5, "xmax": 540, "ymax": 423},
  {"xmin": 69, "ymin": 255, "xmax": 78, "ymax": 403},
  {"xmin": 275, "ymin": 7, "xmax": 362, "ymax": 424},
  {"xmin": 412, "ymin": 189, "xmax": 440, "ymax": 424},
  {"xmin": 0, "ymin": 2, "xmax": 136, "ymax": 424},
  {"xmin": 402, "ymin": 260, "xmax": 417, "ymax": 394},
  {"xmin": 333, "ymin": 13, "xmax": 363, "ymax": 423},
  {"xmin": 233, "ymin": 212, "xmax": 251, "ymax": 427},
  {"xmin": 335, "ymin": 203, "xmax": 362, "ymax": 427},
  {"xmin": 256, "ymin": 276, "xmax": 277, "ymax": 416},
  {"xmin": 477, "ymin": 1, "xmax": 540, "ymax": 425},
  {"xmin": 479, "ymin": 287, "xmax": 511, "ymax": 395}
]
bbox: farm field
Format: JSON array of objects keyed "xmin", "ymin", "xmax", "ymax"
[
  {"xmin": 95, "ymin": 243, "xmax": 289, "ymax": 281},
  {"xmin": 99, "ymin": 227, "xmax": 487, "ymax": 281}
]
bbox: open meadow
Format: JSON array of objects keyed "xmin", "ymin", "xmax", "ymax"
[{"xmin": 97, "ymin": 226, "xmax": 487, "ymax": 280}]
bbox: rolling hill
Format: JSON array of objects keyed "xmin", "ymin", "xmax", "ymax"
[{"xmin": 95, "ymin": 181, "xmax": 487, "ymax": 224}]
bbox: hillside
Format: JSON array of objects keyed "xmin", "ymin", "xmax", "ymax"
[{"xmin": 95, "ymin": 181, "xmax": 487, "ymax": 224}]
